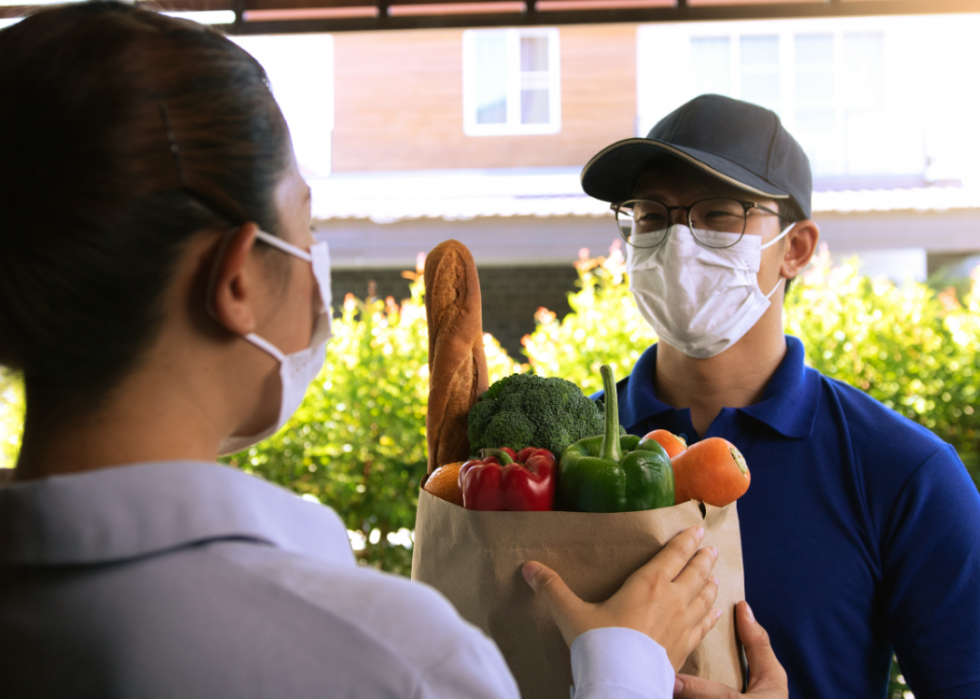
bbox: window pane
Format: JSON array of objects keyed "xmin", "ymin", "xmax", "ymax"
[
  {"xmin": 742, "ymin": 73, "xmax": 780, "ymax": 103},
  {"xmin": 844, "ymin": 33, "xmax": 884, "ymax": 111},
  {"xmin": 475, "ymin": 33, "xmax": 507, "ymax": 124},
  {"xmin": 521, "ymin": 88, "xmax": 550, "ymax": 124},
  {"xmin": 795, "ymin": 34, "xmax": 833, "ymax": 65},
  {"xmin": 797, "ymin": 108, "xmax": 835, "ymax": 133},
  {"xmin": 797, "ymin": 71, "xmax": 834, "ymax": 100},
  {"xmin": 521, "ymin": 36, "xmax": 548, "ymax": 72},
  {"xmin": 796, "ymin": 108, "xmax": 837, "ymax": 174},
  {"xmin": 741, "ymin": 36, "xmax": 778, "ymax": 66},
  {"xmin": 691, "ymin": 37, "xmax": 731, "ymax": 97}
]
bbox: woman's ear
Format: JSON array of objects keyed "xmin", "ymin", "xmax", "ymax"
[
  {"xmin": 781, "ymin": 220, "xmax": 820, "ymax": 281},
  {"xmin": 207, "ymin": 223, "xmax": 262, "ymax": 336}
]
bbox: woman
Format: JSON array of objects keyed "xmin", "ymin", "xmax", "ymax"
[{"xmin": 0, "ymin": 4, "xmax": 784, "ymax": 697}]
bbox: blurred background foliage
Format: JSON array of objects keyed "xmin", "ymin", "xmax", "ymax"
[
  {"xmin": 0, "ymin": 368, "xmax": 24, "ymax": 474},
  {"xmin": 1, "ymin": 247, "xmax": 978, "ymax": 573},
  {"xmin": 223, "ymin": 262, "xmax": 523, "ymax": 573},
  {"xmin": 0, "ymin": 246, "xmax": 973, "ymax": 698},
  {"xmin": 527, "ymin": 243, "xmax": 980, "ymax": 490}
]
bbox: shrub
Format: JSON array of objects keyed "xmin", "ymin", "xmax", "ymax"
[
  {"xmin": 522, "ymin": 243, "xmax": 654, "ymax": 394},
  {"xmin": 223, "ymin": 263, "xmax": 523, "ymax": 575},
  {"xmin": 1, "ymin": 244, "xmax": 976, "ymax": 578},
  {"xmin": 0, "ymin": 368, "xmax": 24, "ymax": 471},
  {"xmin": 784, "ymin": 247, "xmax": 979, "ymax": 487},
  {"xmin": 522, "ymin": 244, "xmax": 980, "ymax": 489}
]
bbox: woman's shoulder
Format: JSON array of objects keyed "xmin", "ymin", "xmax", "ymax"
[{"xmin": 206, "ymin": 539, "xmax": 499, "ymax": 678}]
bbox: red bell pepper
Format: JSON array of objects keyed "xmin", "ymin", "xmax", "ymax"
[{"xmin": 458, "ymin": 447, "xmax": 556, "ymax": 511}]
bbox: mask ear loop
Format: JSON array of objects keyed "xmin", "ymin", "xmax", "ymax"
[
  {"xmin": 760, "ymin": 221, "xmax": 796, "ymax": 250},
  {"xmin": 761, "ymin": 221, "xmax": 796, "ymax": 298}
]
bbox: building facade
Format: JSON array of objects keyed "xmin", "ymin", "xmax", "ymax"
[{"xmin": 239, "ymin": 15, "xmax": 980, "ymax": 357}]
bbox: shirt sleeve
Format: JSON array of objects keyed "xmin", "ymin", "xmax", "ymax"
[
  {"xmin": 415, "ymin": 627, "xmax": 673, "ymax": 699},
  {"xmin": 571, "ymin": 628, "xmax": 674, "ymax": 699},
  {"xmin": 880, "ymin": 445, "xmax": 980, "ymax": 698},
  {"xmin": 413, "ymin": 629, "xmax": 522, "ymax": 699}
]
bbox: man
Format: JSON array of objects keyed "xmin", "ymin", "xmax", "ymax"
[{"xmin": 581, "ymin": 94, "xmax": 980, "ymax": 699}]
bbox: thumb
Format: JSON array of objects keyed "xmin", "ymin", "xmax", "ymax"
[
  {"xmin": 736, "ymin": 602, "xmax": 788, "ymax": 693},
  {"xmin": 523, "ymin": 561, "xmax": 587, "ymax": 648}
]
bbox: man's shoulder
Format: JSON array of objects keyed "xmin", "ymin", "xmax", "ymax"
[{"xmin": 812, "ymin": 368, "xmax": 952, "ymax": 466}]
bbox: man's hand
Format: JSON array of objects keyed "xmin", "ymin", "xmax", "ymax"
[
  {"xmin": 673, "ymin": 601, "xmax": 788, "ymax": 698},
  {"xmin": 523, "ymin": 525, "xmax": 721, "ymax": 671}
]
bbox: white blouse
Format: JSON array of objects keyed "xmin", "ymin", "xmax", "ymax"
[{"xmin": 0, "ymin": 461, "xmax": 673, "ymax": 698}]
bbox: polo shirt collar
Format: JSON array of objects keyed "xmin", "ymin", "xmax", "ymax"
[
  {"xmin": 737, "ymin": 336, "xmax": 821, "ymax": 439},
  {"xmin": 619, "ymin": 343, "xmax": 674, "ymax": 429},
  {"xmin": 621, "ymin": 336, "xmax": 820, "ymax": 439},
  {"xmin": 0, "ymin": 461, "xmax": 354, "ymax": 568}
]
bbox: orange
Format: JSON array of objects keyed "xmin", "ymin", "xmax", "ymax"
[
  {"xmin": 671, "ymin": 438, "xmax": 750, "ymax": 508},
  {"xmin": 422, "ymin": 462, "xmax": 464, "ymax": 507},
  {"xmin": 641, "ymin": 429, "xmax": 688, "ymax": 458}
]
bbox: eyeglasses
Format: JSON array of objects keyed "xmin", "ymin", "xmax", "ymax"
[{"xmin": 612, "ymin": 198, "xmax": 784, "ymax": 249}]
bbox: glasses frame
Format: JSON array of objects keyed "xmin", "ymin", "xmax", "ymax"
[{"xmin": 612, "ymin": 197, "xmax": 785, "ymax": 249}]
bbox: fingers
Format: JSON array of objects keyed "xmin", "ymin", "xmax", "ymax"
[
  {"xmin": 736, "ymin": 602, "xmax": 788, "ymax": 693},
  {"xmin": 688, "ymin": 604, "xmax": 722, "ymax": 652},
  {"xmin": 672, "ymin": 545, "xmax": 719, "ymax": 601},
  {"xmin": 522, "ymin": 561, "xmax": 588, "ymax": 647},
  {"xmin": 637, "ymin": 525, "xmax": 706, "ymax": 582}
]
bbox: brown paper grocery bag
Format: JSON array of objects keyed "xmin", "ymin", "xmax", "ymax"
[{"xmin": 412, "ymin": 489, "xmax": 746, "ymax": 698}]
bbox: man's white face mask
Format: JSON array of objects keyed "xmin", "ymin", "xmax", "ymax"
[
  {"xmin": 625, "ymin": 223, "xmax": 792, "ymax": 359},
  {"xmin": 218, "ymin": 230, "xmax": 333, "ymax": 456}
]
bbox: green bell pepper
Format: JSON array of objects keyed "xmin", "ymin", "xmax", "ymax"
[{"xmin": 558, "ymin": 365, "xmax": 675, "ymax": 513}]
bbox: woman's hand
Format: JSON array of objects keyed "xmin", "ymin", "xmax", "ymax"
[
  {"xmin": 522, "ymin": 525, "xmax": 721, "ymax": 671},
  {"xmin": 673, "ymin": 601, "xmax": 788, "ymax": 698}
]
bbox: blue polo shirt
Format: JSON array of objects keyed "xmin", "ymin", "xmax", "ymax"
[{"xmin": 598, "ymin": 336, "xmax": 980, "ymax": 699}]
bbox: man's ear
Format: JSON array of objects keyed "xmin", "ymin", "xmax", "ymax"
[
  {"xmin": 781, "ymin": 220, "xmax": 819, "ymax": 281},
  {"xmin": 207, "ymin": 223, "xmax": 262, "ymax": 336}
]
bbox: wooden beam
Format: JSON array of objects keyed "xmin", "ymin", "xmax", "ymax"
[
  {"xmin": 2, "ymin": 0, "xmax": 977, "ymax": 29},
  {"xmin": 229, "ymin": 0, "xmax": 979, "ymax": 34}
]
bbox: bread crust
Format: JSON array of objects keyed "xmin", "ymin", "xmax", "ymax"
[{"xmin": 424, "ymin": 240, "xmax": 489, "ymax": 474}]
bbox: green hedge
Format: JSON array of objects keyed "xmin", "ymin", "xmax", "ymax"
[
  {"xmin": 224, "ymin": 268, "xmax": 523, "ymax": 574},
  {"xmin": 526, "ymin": 244, "xmax": 980, "ymax": 490},
  {"xmin": 1, "ymin": 247, "xmax": 977, "ymax": 577}
]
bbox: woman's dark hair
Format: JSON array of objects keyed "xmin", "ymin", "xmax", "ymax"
[{"xmin": 0, "ymin": 2, "xmax": 290, "ymax": 416}]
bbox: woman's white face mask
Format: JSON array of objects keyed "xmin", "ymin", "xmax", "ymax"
[
  {"xmin": 625, "ymin": 223, "xmax": 792, "ymax": 359},
  {"xmin": 218, "ymin": 230, "xmax": 332, "ymax": 456}
]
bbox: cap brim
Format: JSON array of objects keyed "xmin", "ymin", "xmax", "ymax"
[{"xmin": 581, "ymin": 138, "xmax": 791, "ymax": 203}]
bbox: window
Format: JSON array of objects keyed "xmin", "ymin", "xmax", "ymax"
[
  {"xmin": 637, "ymin": 18, "xmax": 929, "ymax": 179},
  {"xmin": 794, "ymin": 34, "xmax": 837, "ymax": 174},
  {"xmin": 463, "ymin": 28, "xmax": 561, "ymax": 136},
  {"xmin": 740, "ymin": 36, "xmax": 780, "ymax": 114}
]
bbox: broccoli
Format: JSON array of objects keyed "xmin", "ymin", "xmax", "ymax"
[{"xmin": 467, "ymin": 373, "xmax": 624, "ymax": 458}]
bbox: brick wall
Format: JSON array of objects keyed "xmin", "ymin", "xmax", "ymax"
[{"xmin": 330, "ymin": 265, "xmax": 580, "ymax": 360}]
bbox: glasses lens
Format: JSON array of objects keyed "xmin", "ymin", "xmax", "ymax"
[
  {"xmin": 616, "ymin": 200, "xmax": 669, "ymax": 248},
  {"xmin": 688, "ymin": 198, "xmax": 747, "ymax": 248}
]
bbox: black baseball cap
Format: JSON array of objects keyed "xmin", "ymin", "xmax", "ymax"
[{"xmin": 581, "ymin": 94, "xmax": 812, "ymax": 220}]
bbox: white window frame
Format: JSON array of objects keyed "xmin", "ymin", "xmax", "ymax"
[
  {"xmin": 462, "ymin": 28, "xmax": 562, "ymax": 137},
  {"xmin": 636, "ymin": 17, "xmax": 938, "ymax": 178}
]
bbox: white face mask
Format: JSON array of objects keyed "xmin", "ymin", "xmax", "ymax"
[
  {"xmin": 625, "ymin": 223, "xmax": 792, "ymax": 359},
  {"xmin": 218, "ymin": 230, "xmax": 333, "ymax": 456}
]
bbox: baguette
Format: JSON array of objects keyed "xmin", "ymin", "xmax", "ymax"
[{"xmin": 424, "ymin": 240, "xmax": 489, "ymax": 474}]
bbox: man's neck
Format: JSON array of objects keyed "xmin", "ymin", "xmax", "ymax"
[{"xmin": 654, "ymin": 311, "xmax": 787, "ymax": 437}]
